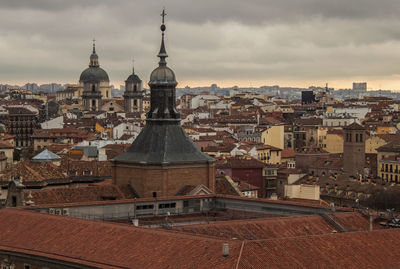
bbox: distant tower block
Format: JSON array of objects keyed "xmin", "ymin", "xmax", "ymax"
[
  {"xmin": 112, "ymin": 9, "xmax": 215, "ymax": 198},
  {"xmin": 343, "ymin": 123, "xmax": 365, "ymax": 177},
  {"xmin": 123, "ymin": 61, "xmax": 144, "ymax": 113}
]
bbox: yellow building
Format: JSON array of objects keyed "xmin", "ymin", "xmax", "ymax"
[
  {"xmin": 143, "ymin": 96, "xmax": 150, "ymax": 111},
  {"xmin": 366, "ymin": 134, "xmax": 400, "ymax": 154},
  {"xmin": 261, "ymin": 125, "xmax": 284, "ymax": 149},
  {"xmin": 319, "ymin": 129, "xmax": 344, "ymax": 154},
  {"xmin": 95, "ymin": 122, "xmax": 113, "ymax": 138},
  {"xmin": 256, "ymin": 145, "xmax": 282, "ymax": 165},
  {"xmin": 376, "ymin": 125, "xmax": 397, "ymax": 135},
  {"xmin": 378, "ymin": 155, "xmax": 400, "ymax": 183},
  {"xmin": 377, "ymin": 140, "xmax": 400, "ymax": 183}
]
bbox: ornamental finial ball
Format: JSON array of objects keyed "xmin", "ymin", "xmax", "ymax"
[{"xmin": 161, "ymin": 24, "xmax": 166, "ymax": 32}]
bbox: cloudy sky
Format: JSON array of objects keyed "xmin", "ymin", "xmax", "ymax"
[{"xmin": 1, "ymin": 0, "xmax": 400, "ymax": 90}]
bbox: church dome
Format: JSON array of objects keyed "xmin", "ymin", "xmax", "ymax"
[
  {"xmin": 80, "ymin": 41, "xmax": 110, "ymax": 83},
  {"xmin": 149, "ymin": 66, "xmax": 176, "ymax": 86},
  {"xmin": 80, "ymin": 67, "xmax": 109, "ymax": 83}
]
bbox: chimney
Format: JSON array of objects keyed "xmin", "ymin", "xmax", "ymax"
[
  {"xmin": 369, "ymin": 214, "xmax": 373, "ymax": 231},
  {"xmin": 132, "ymin": 218, "xmax": 139, "ymax": 227},
  {"xmin": 222, "ymin": 243, "xmax": 229, "ymax": 257}
]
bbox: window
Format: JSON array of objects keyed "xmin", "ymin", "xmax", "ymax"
[
  {"xmin": 159, "ymin": 203, "xmax": 176, "ymax": 209},
  {"xmin": 24, "ymin": 264, "xmax": 30, "ymax": 269},
  {"xmin": 152, "ymin": 192, "xmax": 157, "ymax": 198},
  {"xmin": 359, "ymin": 133, "xmax": 363, "ymax": 142},
  {"xmin": 136, "ymin": 204, "xmax": 154, "ymax": 210},
  {"xmin": 83, "ymin": 170, "xmax": 91, "ymax": 175},
  {"xmin": 183, "ymin": 200, "xmax": 189, "ymax": 207}
]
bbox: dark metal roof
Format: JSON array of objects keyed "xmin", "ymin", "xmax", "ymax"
[
  {"xmin": 112, "ymin": 121, "xmax": 214, "ymax": 164},
  {"xmin": 149, "ymin": 66, "xmax": 176, "ymax": 86},
  {"xmin": 126, "ymin": 73, "xmax": 142, "ymax": 83},
  {"xmin": 79, "ymin": 66, "xmax": 109, "ymax": 83}
]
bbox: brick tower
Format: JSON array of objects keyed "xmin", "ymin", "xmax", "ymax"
[
  {"xmin": 343, "ymin": 122, "xmax": 365, "ymax": 177},
  {"xmin": 112, "ymin": 10, "xmax": 215, "ymax": 198}
]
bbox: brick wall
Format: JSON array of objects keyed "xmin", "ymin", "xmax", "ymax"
[{"xmin": 112, "ymin": 162, "xmax": 215, "ymax": 198}]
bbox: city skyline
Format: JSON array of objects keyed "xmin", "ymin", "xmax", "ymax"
[{"xmin": 1, "ymin": 1, "xmax": 400, "ymax": 90}]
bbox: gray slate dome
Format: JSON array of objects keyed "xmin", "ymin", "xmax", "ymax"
[
  {"xmin": 126, "ymin": 73, "xmax": 142, "ymax": 83},
  {"xmin": 80, "ymin": 67, "xmax": 110, "ymax": 83},
  {"xmin": 149, "ymin": 66, "xmax": 177, "ymax": 86}
]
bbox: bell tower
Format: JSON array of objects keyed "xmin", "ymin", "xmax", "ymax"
[
  {"xmin": 343, "ymin": 122, "xmax": 365, "ymax": 177},
  {"xmin": 123, "ymin": 61, "xmax": 144, "ymax": 113}
]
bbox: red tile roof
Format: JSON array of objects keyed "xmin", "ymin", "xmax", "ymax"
[
  {"xmin": 0, "ymin": 209, "xmax": 242, "ymax": 268},
  {"xmin": 173, "ymin": 212, "xmax": 377, "ymax": 240},
  {"xmin": 256, "ymin": 144, "xmax": 282, "ymax": 151},
  {"xmin": 0, "ymin": 209, "xmax": 399, "ymax": 268},
  {"xmin": 281, "ymin": 148, "xmax": 295, "ymax": 158},
  {"xmin": 25, "ymin": 184, "xmax": 136, "ymax": 205},
  {"xmin": 216, "ymin": 156, "xmax": 265, "ymax": 169},
  {"xmin": 238, "ymin": 228, "xmax": 400, "ymax": 268}
]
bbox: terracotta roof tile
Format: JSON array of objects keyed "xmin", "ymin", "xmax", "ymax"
[{"xmin": 0, "ymin": 209, "xmax": 242, "ymax": 269}]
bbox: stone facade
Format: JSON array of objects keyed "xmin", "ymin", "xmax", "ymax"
[{"xmin": 343, "ymin": 123, "xmax": 365, "ymax": 177}]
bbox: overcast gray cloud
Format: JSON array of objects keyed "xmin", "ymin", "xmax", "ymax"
[{"xmin": 0, "ymin": 0, "xmax": 400, "ymax": 89}]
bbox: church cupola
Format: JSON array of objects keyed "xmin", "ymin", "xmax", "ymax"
[
  {"xmin": 89, "ymin": 39, "xmax": 99, "ymax": 67},
  {"xmin": 124, "ymin": 61, "xmax": 144, "ymax": 113},
  {"xmin": 147, "ymin": 9, "xmax": 180, "ymax": 120},
  {"xmin": 112, "ymin": 9, "xmax": 215, "ymax": 198}
]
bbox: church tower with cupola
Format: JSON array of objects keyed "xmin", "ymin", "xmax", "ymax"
[
  {"xmin": 80, "ymin": 40, "xmax": 111, "ymax": 111},
  {"xmin": 112, "ymin": 10, "xmax": 215, "ymax": 198},
  {"xmin": 123, "ymin": 62, "xmax": 144, "ymax": 113}
]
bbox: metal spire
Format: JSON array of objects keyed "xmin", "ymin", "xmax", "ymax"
[
  {"xmin": 92, "ymin": 38, "xmax": 96, "ymax": 54},
  {"xmin": 158, "ymin": 8, "xmax": 168, "ymax": 66},
  {"xmin": 132, "ymin": 58, "xmax": 135, "ymax": 74}
]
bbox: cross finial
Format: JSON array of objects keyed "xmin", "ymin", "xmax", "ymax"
[{"xmin": 161, "ymin": 8, "xmax": 166, "ymax": 24}]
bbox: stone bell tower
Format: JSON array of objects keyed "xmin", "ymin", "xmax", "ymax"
[
  {"xmin": 112, "ymin": 9, "xmax": 215, "ymax": 198},
  {"xmin": 123, "ymin": 62, "xmax": 144, "ymax": 113},
  {"xmin": 343, "ymin": 122, "xmax": 365, "ymax": 177}
]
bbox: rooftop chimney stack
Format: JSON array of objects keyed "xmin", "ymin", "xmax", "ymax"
[{"xmin": 222, "ymin": 243, "xmax": 230, "ymax": 257}]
